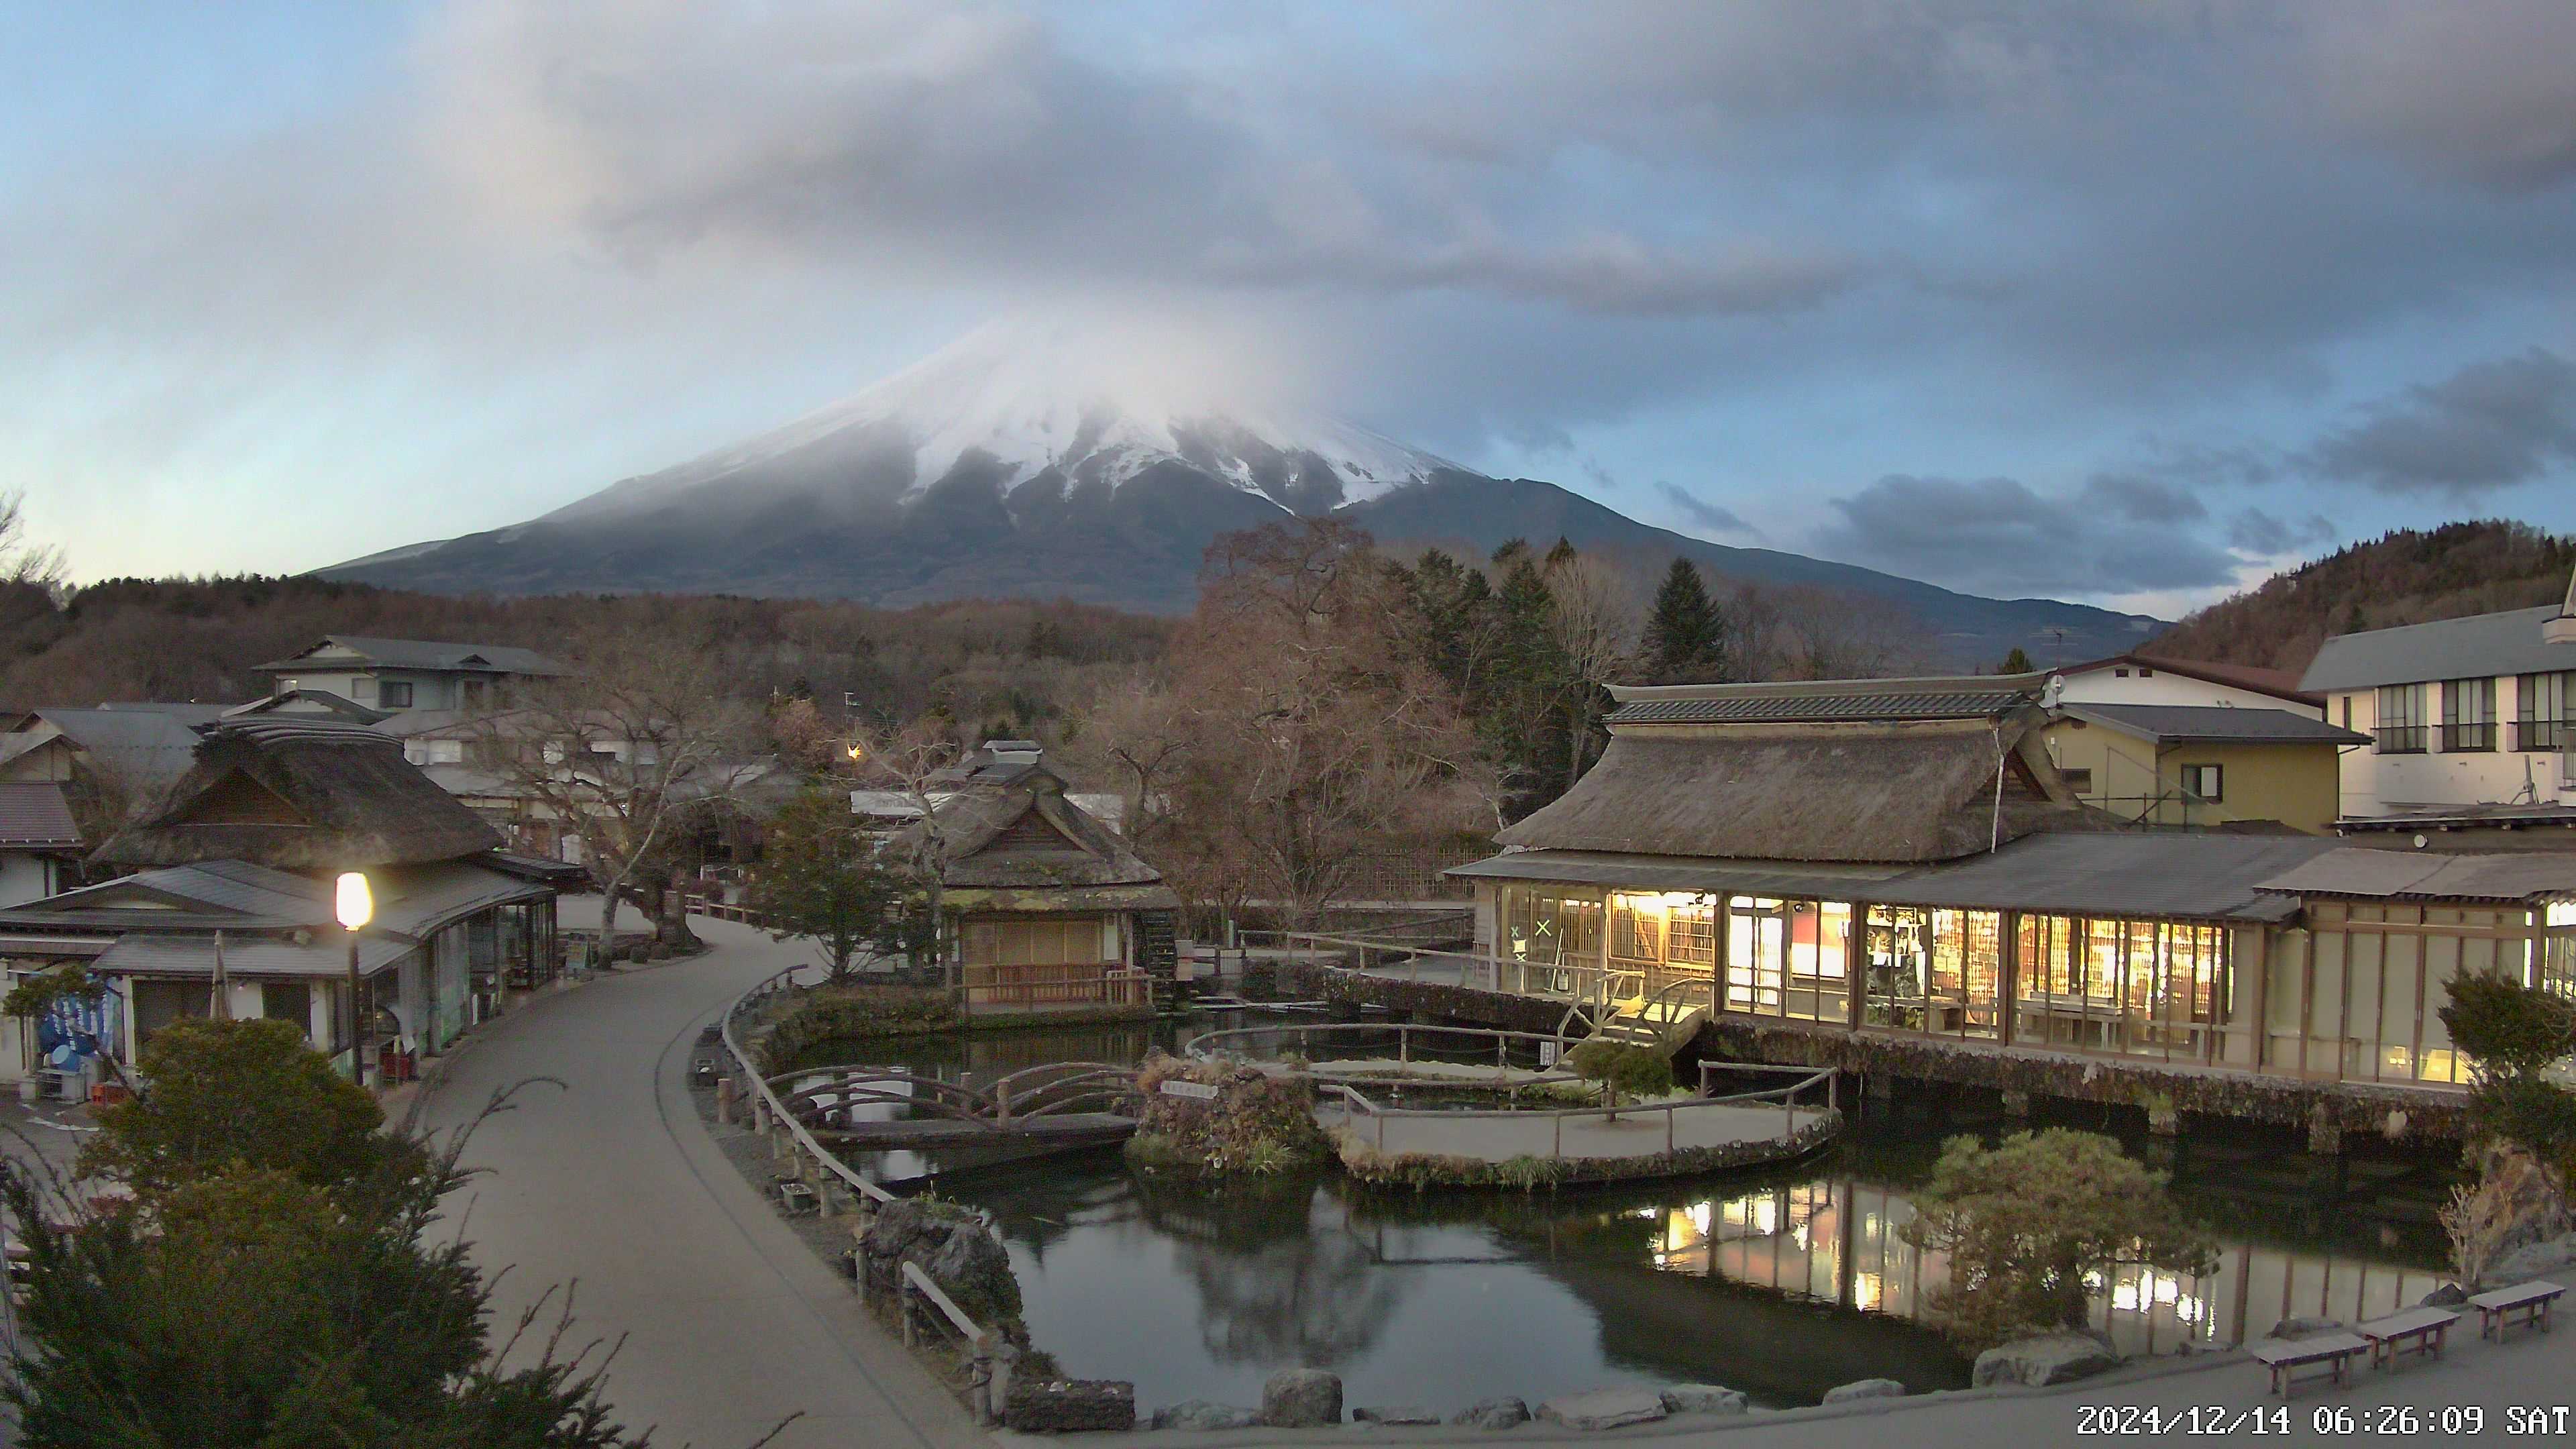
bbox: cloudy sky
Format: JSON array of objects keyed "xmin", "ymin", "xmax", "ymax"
[{"xmin": 7, "ymin": 1, "xmax": 2575, "ymax": 616}]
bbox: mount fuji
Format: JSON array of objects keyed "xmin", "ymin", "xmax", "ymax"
[{"xmin": 325, "ymin": 323, "xmax": 2160, "ymax": 663}]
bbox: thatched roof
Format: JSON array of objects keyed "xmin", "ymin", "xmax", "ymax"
[
  {"xmin": 95, "ymin": 718, "xmax": 500, "ymax": 870},
  {"xmin": 904, "ymin": 765, "xmax": 1175, "ymax": 907},
  {"xmin": 1497, "ymin": 716, "xmax": 2088, "ymax": 865}
]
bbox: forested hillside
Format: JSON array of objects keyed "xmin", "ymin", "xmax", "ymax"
[
  {"xmin": 0, "ymin": 575, "xmax": 1173, "ymax": 741},
  {"xmin": 2149, "ymin": 521, "xmax": 2575, "ymax": 675}
]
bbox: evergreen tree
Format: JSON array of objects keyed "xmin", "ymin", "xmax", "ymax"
[
  {"xmin": 1642, "ymin": 558, "xmax": 1727, "ymax": 684},
  {"xmin": 1996, "ymin": 646, "xmax": 2036, "ymax": 674}
]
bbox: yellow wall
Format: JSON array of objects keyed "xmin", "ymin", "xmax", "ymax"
[{"xmin": 2041, "ymin": 722, "xmax": 2342, "ymax": 834}]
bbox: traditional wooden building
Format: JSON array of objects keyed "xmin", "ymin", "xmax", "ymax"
[
  {"xmin": 0, "ymin": 717, "xmax": 566, "ymax": 1090},
  {"xmin": 1435, "ymin": 675, "xmax": 2576, "ymax": 1139},
  {"xmin": 905, "ymin": 747, "xmax": 1179, "ymax": 1016}
]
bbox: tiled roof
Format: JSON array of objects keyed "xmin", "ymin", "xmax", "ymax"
[
  {"xmin": 254, "ymin": 636, "xmax": 563, "ymax": 676},
  {"xmin": 0, "ymin": 782, "xmax": 80, "ymax": 849},
  {"xmin": 1609, "ymin": 690, "xmax": 2035, "ymax": 725}
]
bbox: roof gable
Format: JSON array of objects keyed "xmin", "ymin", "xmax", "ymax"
[{"xmin": 166, "ymin": 769, "xmax": 309, "ymax": 827}]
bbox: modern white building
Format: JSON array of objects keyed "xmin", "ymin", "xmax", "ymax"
[
  {"xmin": 2050, "ymin": 651, "xmax": 2324, "ymax": 718},
  {"xmin": 2300, "ymin": 573, "xmax": 2576, "ymax": 841}
]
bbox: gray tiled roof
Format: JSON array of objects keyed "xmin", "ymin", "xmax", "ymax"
[
  {"xmin": 0, "ymin": 782, "xmax": 80, "ymax": 849},
  {"xmin": 2301, "ymin": 606, "xmax": 2576, "ymax": 692},
  {"xmin": 255, "ymin": 636, "xmax": 563, "ymax": 676},
  {"xmin": 2057, "ymin": 704, "xmax": 2370, "ymax": 745},
  {"xmin": 1609, "ymin": 690, "xmax": 2034, "ymax": 725}
]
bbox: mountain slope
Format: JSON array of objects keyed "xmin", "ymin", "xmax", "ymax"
[
  {"xmin": 2149, "ymin": 521, "xmax": 2575, "ymax": 675},
  {"xmin": 325, "ymin": 326, "xmax": 2161, "ymax": 664}
]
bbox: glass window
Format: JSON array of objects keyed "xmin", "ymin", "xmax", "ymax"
[
  {"xmin": 2375, "ymin": 684, "xmax": 2426, "ymax": 753},
  {"xmin": 378, "ymin": 680, "xmax": 415, "ymax": 708},
  {"xmin": 2441, "ymin": 678, "xmax": 2496, "ymax": 752},
  {"xmin": 2517, "ymin": 672, "xmax": 2574, "ymax": 752},
  {"xmin": 1727, "ymin": 898, "xmax": 1786, "ymax": 1017},
  {"xmin": 2179, "ymin": 763, "xmax": 2223, "ymax": 802}
]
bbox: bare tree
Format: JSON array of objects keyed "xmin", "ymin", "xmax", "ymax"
[
  {"xmin": 478, "ymin": 629, "xmax": 759, "ymax": 949},
  {"xmin": 1544, "ymin": 551, "xmax": 1642, "ymax": 786},
  {"xmin": 0, "ymin": 490, "xmax": 66, "ymax": 593},
  {"xmin": 849, "ymin": 720, "xmax": 967, "ymax": 983}
]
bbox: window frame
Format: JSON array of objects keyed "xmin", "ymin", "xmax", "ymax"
[
  {"xmin": 2440, "ymin": 677, "xmax": 2496, "ymax": 753},
  {"xmin": 2375, "ymin": 683, "xmax": 2427, "ymax": 754},
  {"xmin": 2179, "ymin": 763, "xmax": 2223, "ymax": 802},
  {"xmin": 2516, "ymin": 671, "xmax": 2573, "ymax": 752},
  {"xmin": 377, "ymin": 679, "xmax": 415, "ymax": 709}
]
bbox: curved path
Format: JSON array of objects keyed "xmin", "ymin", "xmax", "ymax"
[{"xmin": 417, "ymin": 910, "xmax": 985, "ymax": 1449}]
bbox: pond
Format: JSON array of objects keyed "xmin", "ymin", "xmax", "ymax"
[{"xmin": 793, "ymin": 1013, "xmax": 2459, "ymax": 1413}]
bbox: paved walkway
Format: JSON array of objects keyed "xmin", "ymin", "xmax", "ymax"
[
  {"xmin": 417, "ymin": 908, "xmax": 985, "ymax": 1449},
  {"xmin": 1320, "ymin": 1099, "xmax": 1831, "ymax": 1163}
]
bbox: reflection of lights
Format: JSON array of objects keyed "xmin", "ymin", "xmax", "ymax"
[
  {"xmin": 1754, "ymin": 1197, "xmax": 1779, "ymax": 1236},
  {"xmin": 2112, "ymin": 1282, "xmax": 2139, "ymax": 1311},
  {"xmin": 1629, "ymin": 1208, "xmax": 1659, "ymax": 1221},
  {"xmin": 1864, "ymin": 1212, "xmax": 1882, "ymax": 1237},
  {"xmin": 1792, "ymin": 1222, "xmax": 1811, "ymax": 1251},
  {"xmin": 1688, "ymin": 1201, "xmax": 1713, "ymax": 1236},
  {"xmin": 2083, "ymin": 1270, "xmax": 2106, "ymax": 1293},
  {"xmin": 2153, "ymin": 1275, "xmax": 2179, "ymax": 1305},
  {"xmin": 2175, "ymin": 1295, "xmax": 2202, "ymax": 1324},
  {"xmin": 1854, "ymin": 1272, "xmax": 1883, "ymax": 1312}
]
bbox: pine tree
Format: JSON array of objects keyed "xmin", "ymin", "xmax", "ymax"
[
  {"xmin": 1642, "ymin": 558, "xmax": 1727, "ymax": 684},
  {"xmin": 1997, "ymin": 646, "xmax": 2036, "ymax": 674}
]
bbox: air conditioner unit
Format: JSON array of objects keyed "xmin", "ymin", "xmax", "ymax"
[{"xmin": 2561, "ymin": 749, "xmax": 2576, "ymax": 791}]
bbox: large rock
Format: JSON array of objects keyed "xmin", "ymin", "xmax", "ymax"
[
  {"xmin": 1538, "ymin": 1388, "xmax": 1668, "ymax": 1431},
  {"xmin": 1152, "ymin": 1401, "xmax": 1260, "ymax": 1431},
  {"xmin": 1971, "ymin": 1332, "xmax": 2119, "ymax": 1389},
  {"xmin": 1821, "ymin": 1378, "xmax": 1906, "ymax": 1405},
  {"xmin": 1005, "ymin": 1379, "xmax": 1136, "ymax": 1433},
  {"xmin": 2487, "ymin": 1232, "xmax": 2576, "ymax": 1285},
  {"xmin": 1660, "ymin": 1384, "xmax": 1750, "ymax": 1415},
  {"xmin": 2265, "ymin": 1316, "xmax": 2347, "ymax": 1341},
  {"xmin": 1353, "ymin": 1405, "xmax": 1442, "ymax": 1426},
  {"xmin": 862, "ymin": 1198, "xmax": 1023, "ymax": 1323},
  {"xmin": 1262, "ymin": 1368, "xmax": 1344, "ymax": 1428},
  {"xmin": 2421, "ymin": 1283, "xmax": 2469, "ymax": 1307},
  {"xmin": 1452, "ymin": 1397, "xmax": 1531, "ymax": 1430}
]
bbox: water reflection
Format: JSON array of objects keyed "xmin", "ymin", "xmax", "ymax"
[{"xmin": 798, "ymin": 1022, "xmax": 2457, "ymax": 1411}]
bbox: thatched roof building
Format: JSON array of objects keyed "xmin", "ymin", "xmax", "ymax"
[
  {"xmin": 908, "ymin": 759, "xmax": 1179, "ymax": 913},
  {"xmin": 1499, "ymin": 675, "xmax": 2090, "ymax": 865},
  {"xmin": 96, "ymin": 718, "xmax": 500, "ymax": 871}
]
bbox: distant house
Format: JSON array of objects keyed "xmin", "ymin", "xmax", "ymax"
[
  {"xmin": 2037, "ymin": 653, "xmax": 2361, "ymax": 834},
  {"xmin": 0, "ymin": 717, "xmax": 566, "ymax": 1090},
  {"xmin": 251, "ymin": 635, "xmax": 562, "ymax": 714},
  {"xmin": 0, "ymin": 704, "xmax": 236, "ymax": 833},
  {"xmin": 894, "ymin": 744, "xmax": 1178, "ymax": 1016},
  {"xmin": 2300, "ymin": 570, "xmax": 2576, "ymax": 845},
  {"xmin": 0, "ymin": 782, "xmax": 80, "ymax": 907},
  {"xmin": 851, "ymin": 739, "xmax": 1130, "ymax": 838}
]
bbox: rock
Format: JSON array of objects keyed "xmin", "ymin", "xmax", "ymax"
[
  {"xmin": 1005, "ymin": 1379, "xmax": 1136, "ymax": 1434},
  {"xmin": 1151, "ymin": 1401, "xmax": 1260, "ymax": 1431},
  {"xmin": 1537, "ymin": 1387, "xmax": 1668, "ymax": 1431},
  {"xmin": 2422, "ymin": 1283, "xmax": 2469, "ymax": 1307},
  {"xmin": 1971, "ymin": 1332, "xmax": 2119, "ymax": 1389},
  {"xmin": 861, "ymin": 1199, "xmax": 1022, "ymax": 1324},
  {"xmin": 1821, "ymin": 1378, "xmax": 1906, "ymax": 1405},
  {"xmin": 2486, "ymin": 1232, "xmax": 2576, "ymax": 1285},
  {"xmin": 1261, "ymin": 1368, "xmax": 1344, "ymax": 1428},
  {"xmin": 1659, "ymin": 1385, "xmax": 1750, "ymax": 1415},
  {"xmin": 1451, "ymin": 1397, "xmax": 1531, "ymax": 1430},
  {"xmin": 2264, "ymin": 1316, "xmax": 2347, "ymax": 1341},
  {"xmin": 1353, "ymin": 1406, "xmax": 1443, "ymax": 1426}
]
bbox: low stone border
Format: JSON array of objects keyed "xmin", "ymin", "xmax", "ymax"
[{"xmin": 1333, "ymin": 1112, "xmax": 1843, "ymax": 1190}]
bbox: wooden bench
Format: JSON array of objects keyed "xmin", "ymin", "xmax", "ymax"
[
  {"xmin": 2356, "ymin": 1306, "xmax": 2459, "ymax": 1370},
  {"xmin": 2468, "ymin": 1280, "xmax": 2564, "ymax": 1341},
  {"xmin": 2249, "ymin": 1333, "xmax": 2371, "ymax": 1397}
]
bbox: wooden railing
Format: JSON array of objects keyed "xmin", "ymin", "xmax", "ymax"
[{"xmin": 959, "ymin": 963, "xmax": 1149, "ymax": 1010}]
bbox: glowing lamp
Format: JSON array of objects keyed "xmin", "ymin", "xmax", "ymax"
[{"xmin": 335, "ymin": 872, "xmax": 373, "ymax": 932}]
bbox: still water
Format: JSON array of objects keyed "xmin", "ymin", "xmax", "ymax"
[{"xmin": 796, "ymin": 1014, "xmax": 2459, "ymax": 1412}]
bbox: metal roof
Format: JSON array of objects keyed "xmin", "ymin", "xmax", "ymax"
[
  {"xmin": 2301, "ymin": 606, "xmax": 2576, "ymax": 692},
  {"xmin": 1449, "ymin": 833, "xmax": 2351, "ymax": 924},
  {"xmin": 1443, "ymin": 850, "xmax": 1910, "ymax": 900},
  {"xmin": 9, "ymin": 706, "xmax": 229, "ymax": 792},
  {"xmin": 2055, "ymin": 704, "xmax": 2371, "ymax": 746},
  {"xmin": 95, "ymin": 932, "xmax": 416, "ymax": 980},
  {"xmin": 0, "ymin": 782, "xmax": 80, "ymax": 849},
  {"xmin": 2255, "ymin": 848, "xmax": 2576, "ymax": 903},
  {"xmin": 254, "ymin": 636, "xmax": 564, "ymax": 677},
  {"xmin": 1610, "ymin": 690, "xmax": 2037, "ymax": 725}
]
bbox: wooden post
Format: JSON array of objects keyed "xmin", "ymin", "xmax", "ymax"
[{"xmin": 1665, "ymin": 1106, "xmax": 1674, "ymax": 1155}]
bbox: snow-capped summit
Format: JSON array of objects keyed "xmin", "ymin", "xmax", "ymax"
[{"xmin": 544, "ymin": 317, "xmax": 1468, "ymax": 525}]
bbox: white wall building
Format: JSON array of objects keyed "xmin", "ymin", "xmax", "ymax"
[
  {"xmin": 2300, "ymin": 576, "xmax": 2576, "ymax": 827},
  {"xmin": 2049, "ymin": 652, "xmax": 2324, "ymax": 717}
]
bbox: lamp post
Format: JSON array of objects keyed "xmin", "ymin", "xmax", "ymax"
[{"xmin": 335, "ymin": 872, "xmax": 372, "ymax": 1087}]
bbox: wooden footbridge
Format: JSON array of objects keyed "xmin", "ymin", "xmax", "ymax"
[{"xmin": 771, "ymin": 1062, "xmax": 1144, "ymax": 1152}]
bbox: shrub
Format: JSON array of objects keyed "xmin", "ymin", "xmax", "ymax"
[
  {"xmin": 1900, "ymin": 1128, "xmax": 2212, "ymax": 1350},
  {"xmin": 1564, "ymin": 1041, "xmax": 1674, "ymax": 1103}
]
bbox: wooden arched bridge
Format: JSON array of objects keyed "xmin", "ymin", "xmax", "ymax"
[{"xmin": 769, "ymin": 1062, "xmax": 1144, "ymax": 1152}]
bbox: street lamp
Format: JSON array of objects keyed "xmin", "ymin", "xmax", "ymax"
[{"xmin": 336, "ymin": 872, "xmax": 372, "ymax": 1086}]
